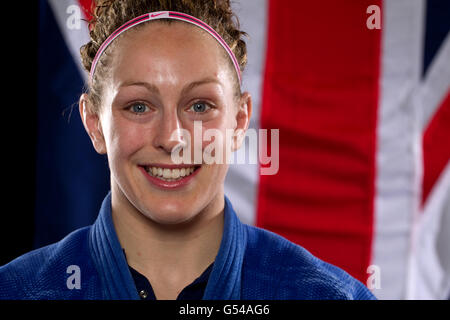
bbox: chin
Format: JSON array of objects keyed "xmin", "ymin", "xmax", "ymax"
[{"xmin": 140, "ymin": 199, "xmax": 200, "ymax": 225}]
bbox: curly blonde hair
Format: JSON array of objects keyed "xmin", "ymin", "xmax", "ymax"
[{"xmin": 80, "ymin": 0, "xmax": 248, "ymax": 112}]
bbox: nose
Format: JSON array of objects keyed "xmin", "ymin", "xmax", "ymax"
[{"xmin": 153, "ymin": 108, "xmax": 186, "ymax": 154}]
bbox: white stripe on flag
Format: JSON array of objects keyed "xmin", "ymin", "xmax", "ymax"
[
  {"xmin": 224, "ymin": 0, "xmax": 268, "ymax": 225},
  {"xmin": 48, "ymin": 0, "xmax": 90, "ymax": 80},
  {"xmin": 374, "ymin": 0, "xmax": 425, "ymax": 299},
  {"xmin": 408, "ymin": 161, "xmax": 450, "ymax": 299}
]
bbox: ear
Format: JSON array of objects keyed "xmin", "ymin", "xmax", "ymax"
[
  {"xmin": 79, "ymin": 93, "xmax": 107, "ymax": 154},
  {"xmin": 232, "ymin": 91, "xmax": 253, "ymax": 152}
]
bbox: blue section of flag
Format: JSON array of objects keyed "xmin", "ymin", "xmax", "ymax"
[
  {"xmin": 423, "ymin": 0, "xmax": 450, "ymax": 76},
  {"xmin": 35, "ymin": 0, "xmax": 110, "ymax": 248}
]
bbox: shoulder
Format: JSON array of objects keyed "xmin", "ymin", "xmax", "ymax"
[
  {"xmin": 241, "ymin": 225, "xmax": 376, "ymax": 300},
  {"xmin": 0, "ymin": 226, "xmax": 101, "ymax": 300}
]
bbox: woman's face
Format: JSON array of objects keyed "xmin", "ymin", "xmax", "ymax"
[{"xmin": 81, "ymin": 22, "xmax": 251, "ymax": 225}]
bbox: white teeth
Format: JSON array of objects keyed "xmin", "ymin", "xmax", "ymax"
[
  {"xmin": 145, "ymin": 166, "xmax": 197, "ymax": 181},
  {"xmin": 163, "ymin": 168, "xmax": 171, "ymax": 179}
]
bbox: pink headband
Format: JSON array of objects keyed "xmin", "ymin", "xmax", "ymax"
[{"xmin": 90, "ymin": 11, "xmax": 242, "ymax": 85}]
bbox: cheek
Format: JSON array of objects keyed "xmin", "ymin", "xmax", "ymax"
[
  {"xmin": 103, "ymin": 115, "xmax": 148, "ymax": 164},
  {"xmin": 201, "ymin": 108, "xmax": 236, "ymax": 151},
  {"xmin": 181, "ymin": 116, "xmax": 231, "ymax": 162},
  {"xmin": 196, "ymin": 107, "xmax": 236, "ymax": 143},
  {"xmin": 197, "ymin": 113, "xmax": 235, "ymax": 172}
]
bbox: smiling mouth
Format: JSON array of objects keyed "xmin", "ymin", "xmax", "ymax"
[{"xmin": 142, "ymin": 165, "xmax": 201, "ymax": 182}]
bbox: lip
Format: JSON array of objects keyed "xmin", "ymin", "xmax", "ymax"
[{"xmin": 138, "ymin": 164, "xmax": 201, "ymax": 190}]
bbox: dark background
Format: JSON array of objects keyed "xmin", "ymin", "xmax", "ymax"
[{"xmin": 1, "ymin": 2, "xmax": 38, "ymax": 265}]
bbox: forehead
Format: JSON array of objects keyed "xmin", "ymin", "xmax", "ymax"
[{"xmin": 109, "ymin": 21, "xmax": 232, "ymax": 88}]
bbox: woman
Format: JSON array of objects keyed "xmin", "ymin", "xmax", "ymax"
[{"xmin": 0, "ymin": 0, "xmax": 375, "ymax": 300}]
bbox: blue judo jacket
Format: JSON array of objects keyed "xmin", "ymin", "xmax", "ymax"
[{"xmin": 0, "ymin": 193, "xmax": 375, "ymax": 300}]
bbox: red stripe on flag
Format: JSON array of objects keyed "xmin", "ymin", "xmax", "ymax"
[
  {"xmin": 422, "ymin": 90, "xmax": 450, "ymax": 205},
  {"xmin": 78, "ymin": 0, "xmax": 94, "ymax": 22},
  {"xmin": 257, "ymin": 0, "xmax": 381, "ymax": 282}
]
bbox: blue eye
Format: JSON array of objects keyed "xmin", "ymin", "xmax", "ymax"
[
  {"xmin": 130, "ymin": 103, "xmax": 148, "ymax": 114},
  {"xmin": 190, "ymin": 102, "xmax": 210, "ymax": 113}
]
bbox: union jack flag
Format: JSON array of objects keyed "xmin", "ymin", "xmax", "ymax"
[{"xmin": 31, "ymin": 0, "xmax": 449, "ymax": 299}]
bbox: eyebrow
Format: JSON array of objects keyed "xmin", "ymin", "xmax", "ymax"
[
  {"xmin": 119, "ymin": 81, "xmax": 160, "ymax": 94},
  {"xmin": 118, "ymin": 77, "xmax": 221, "ymax": 96},
  {"xmin": 180, "ymin": 77, "xmax": 222, "ymax": 96}
]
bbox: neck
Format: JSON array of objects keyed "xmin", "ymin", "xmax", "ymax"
[{"xmin": 110, "ymin": 184, "xmax": 224, "ymax": 299}]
